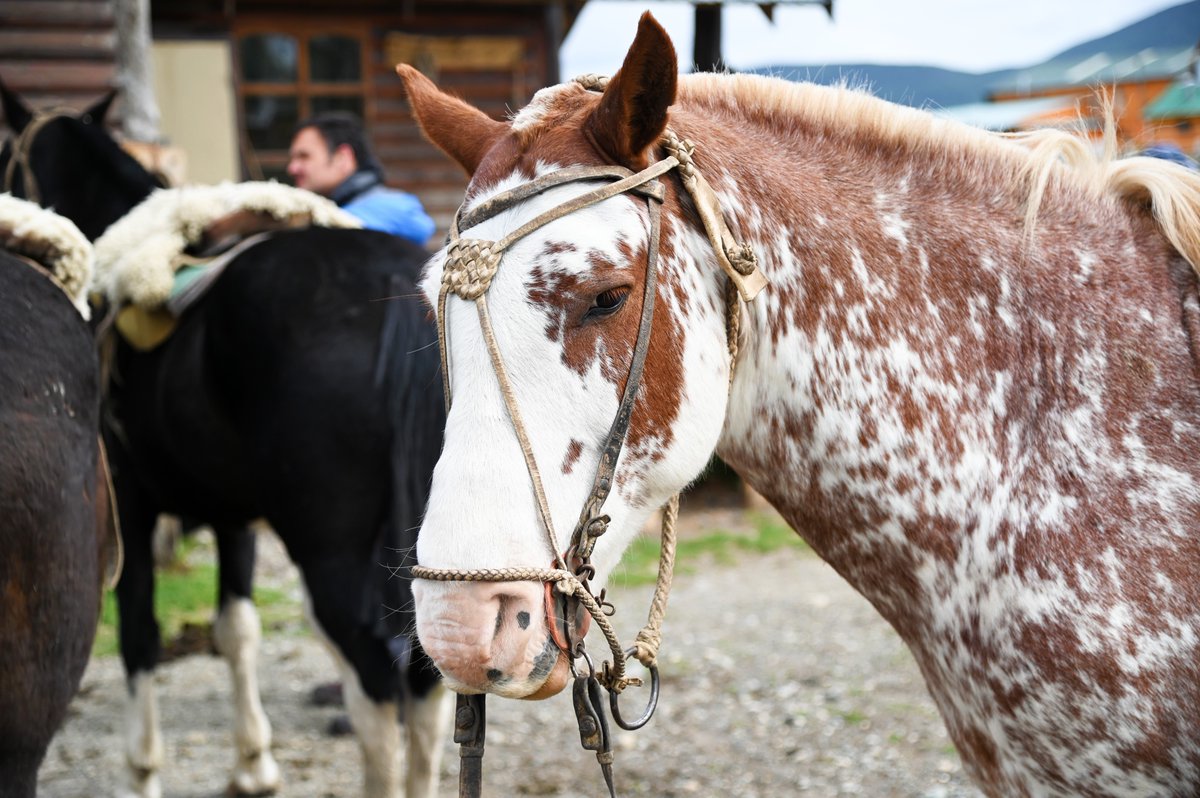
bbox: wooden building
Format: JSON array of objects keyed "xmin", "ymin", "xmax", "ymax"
[
  {"xmin": 152, "ymin": 0, "xmax": 586, "ymax": 233},
  {"xmin": 1, "ymin": 0, "xmax": 587, "ymax": 235},
  {"xmin": 985, "ymin": 45, "xmax": 1200, "ymax": 157},
  {"xmin": 0, "ymin": 0, "xmax": 118, "ymax": 116}
]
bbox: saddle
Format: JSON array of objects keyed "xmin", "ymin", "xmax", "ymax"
[
  {"xmin": 114, "ymin": 208, "xmax": 323, "ymax": 350},
  {"xmin": 0, "ymin": 193, "xmax": 93, "ymax": 317},
  {"xmin": 92, "ymin": 181, "xmax": 362, "ymax": 351}
]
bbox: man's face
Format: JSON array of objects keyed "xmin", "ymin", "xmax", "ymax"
[{"xmin": 287, "ymin": 127, "xmax": 355, "ymax": 196}]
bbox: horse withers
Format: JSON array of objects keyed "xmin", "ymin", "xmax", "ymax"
[
  {"xmin": 0, "ymin": 195, "xmax": 114, "ymax": 798},
  {"xmin": 397, "ymin": 14, "xmax": 1200, "ymax": 797},
  {"xmin": 1, "ymin": 84, "xmax": 451, "ymax": 798}
]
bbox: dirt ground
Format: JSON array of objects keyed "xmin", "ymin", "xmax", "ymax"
[{"xmin": 37, "ymin": 504, "xmax": 982, "ymax": 798}]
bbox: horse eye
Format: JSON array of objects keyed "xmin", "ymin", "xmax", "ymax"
[{"xmin": 586, "ymin": 287, "xmax": 631, "ymax": 319}]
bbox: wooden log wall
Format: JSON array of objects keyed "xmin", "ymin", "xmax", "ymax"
[
  {"xmin": 0, "ymin": 0, "xmax": 118, "ymax": 131},
  {"xmin": 369, "ymin": 7, "xmax": 553, "ymax": 232}
]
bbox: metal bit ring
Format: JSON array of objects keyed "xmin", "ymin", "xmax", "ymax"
[{"xmin": 608, "ymin": 648, "xmax": 660, "ymax": 730}]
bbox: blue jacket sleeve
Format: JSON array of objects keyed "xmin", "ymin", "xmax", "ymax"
[{"xmin": 343, "ymin": 190, "xmax": 436, "ymax": 245}]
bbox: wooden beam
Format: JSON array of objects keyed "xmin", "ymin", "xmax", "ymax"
[
  {"xmin": 0, "ymin": 1, "xmax": 115, "ymax": 27},
  {"xmin": 0, "ymin": 29, "xmax": 116, "ymax": 60},
  {"xmin": 0, "ymin": 59, "xmax": 116, "ymax": 91}
]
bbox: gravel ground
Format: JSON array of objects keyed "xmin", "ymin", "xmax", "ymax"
[{"xmin": 37, "ymin": 508, "xmax": 983, "ymax": 798}]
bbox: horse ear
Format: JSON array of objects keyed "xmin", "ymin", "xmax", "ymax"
[
  {"xmin": 81, "ymin": 90, "xmax": 117, "ymax": 125},
  {"xmin": 0, "ymin": 78, "xmax": 33, "ymax": 133},
  {"xmin": 584, "ymin": 12, "xmax": 678, "ymax": 170},
  {"xmin": 396, "ymin": 64, "xmax": 509, "ymax": 176}
]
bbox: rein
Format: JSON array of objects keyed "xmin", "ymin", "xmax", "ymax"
[
  {"xmin": 3, "ymin": 110, "xmax": 71, "ymax": 203},
  {"xmin": 411, "ymin": 75, "xmax": 767, "ymax": 797}
]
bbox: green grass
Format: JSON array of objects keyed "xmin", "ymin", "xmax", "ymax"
[
  {"xmin": 92, "ymin": 537, "xmax": 300, "ymax": 658},
  {"xmin": 93, "ymin": 510, "xmax": 803, "ymax": 656},
  {"xmin": 838, "ymin": 709, "xmax": 868, "ymax": 725},
  {"xmin": 611, "ymin": 512, "xmax": 807, "ymax": 588}
]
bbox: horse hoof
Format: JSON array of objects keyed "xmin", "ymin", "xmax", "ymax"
[
  {"xmin": 226, "ymin": 785, "xmax": 279, "ymax": 798},
  {"xmin": 228, "ymin": 751, "xmax": 281, "ymax": 796},
  {"xmin": 227, "ymin": 778, "xmax": 280, "ymax": 797},
  {"xmin": 116, "ymin": 773, "xmax": 162, "ymax": 798},
  {"xmin": 308, "ymin": 680, "xmax": 344, "ymax": 707},
  {"xmin": 326, "ymin": 714, "xmax": 355, "ymax": 736}
]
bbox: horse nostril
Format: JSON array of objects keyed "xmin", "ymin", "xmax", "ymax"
[
  {"xmin": 486, "ymin": 668, "xmax": 503, "ymax": 681},
  {"xmin": 517, "ymin": 611, "xmax": 531, "ymax": 629}
]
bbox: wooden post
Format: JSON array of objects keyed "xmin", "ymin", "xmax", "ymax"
[
  {"xmin": 692, "ymin": 3, "xmax": 724, "ymax": 73},
  {"xmin": 114, "ymin": 0, "xmax": 161, "ymax": 142}
]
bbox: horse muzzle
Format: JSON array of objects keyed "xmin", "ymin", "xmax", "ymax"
[{"xmin": 413, "ymin": 578, "xmax": 584, "ymax": 699}]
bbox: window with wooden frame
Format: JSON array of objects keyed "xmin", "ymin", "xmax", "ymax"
[{"xmin": 234, "ymin": 23, "xmax": 371, "ymax": 181}]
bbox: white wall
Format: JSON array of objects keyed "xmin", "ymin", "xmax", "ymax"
[{"xmin": 152, "ymin": 40, "xmax": 239, "ymax": 184}]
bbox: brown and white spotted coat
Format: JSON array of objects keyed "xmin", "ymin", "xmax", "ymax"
[{"xmin": 399, "ymin": 13, "xmax": 1200, "ymax": 796}]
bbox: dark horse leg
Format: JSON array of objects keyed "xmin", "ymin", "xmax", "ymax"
[
  {"xmin": 112, "ymin": 484, "xmax": 165, "ymax": 798},
  {"xmin": 114, "ymin": 505, "xmax": 281, "ymax": 797},
  {"xmin": 212, "ymin": 524, "xmax": 280, "ymax": 795}
]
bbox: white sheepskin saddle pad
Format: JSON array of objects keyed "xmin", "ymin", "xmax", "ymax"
[
  {"xmin": 93, "ymin": 181, "xmax": 361, "ymax": 311},
  {"xmin": 0, "ymin": 193, "xmax": 94, "ymax": 318}
]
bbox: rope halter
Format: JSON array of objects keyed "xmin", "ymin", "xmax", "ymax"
[
  {"xmin": 413, "ymin": 74, "xmax": 769, "ymax": 797},
  {"xmin": 419, "ymin": 158, "xmax": 676, "ymax": 693}
]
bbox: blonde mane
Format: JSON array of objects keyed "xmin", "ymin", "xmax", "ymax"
[{"xmin": 678, "ymin": 73, "xmax": 1200, "ymax": 272}]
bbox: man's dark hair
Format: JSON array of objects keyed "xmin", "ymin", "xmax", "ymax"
[{"xmin": 295, "ymin": 111, "xmax": 385, "ymax": 180}]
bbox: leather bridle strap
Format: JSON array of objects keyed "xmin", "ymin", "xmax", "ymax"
[
  {"xmin": 3, "ymin": 110, "xmax": 70, "ymax": 204},
  {"xmin": 566, "ymin": 173, "xmax": 662, "ymax": 568}
]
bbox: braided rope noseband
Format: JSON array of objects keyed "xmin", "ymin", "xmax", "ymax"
[{"xmin": 411, "ymin": 76, "xmax": 769, "ymax": 700}]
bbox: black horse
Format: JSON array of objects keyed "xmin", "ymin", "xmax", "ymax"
[
  {"xmin": 0, "ymin": 237, "xmax": 111, "ymax": 798},
  {"xmin": 1, "ymin": 86, "xmax": 449, "ymax": 797}
]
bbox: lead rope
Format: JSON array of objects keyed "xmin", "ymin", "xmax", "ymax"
[{"xmin": 418, "ymin": 75, "xmax": 767, "ymax": 797}]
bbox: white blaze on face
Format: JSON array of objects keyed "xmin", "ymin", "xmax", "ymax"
[{"xmin": 418, "ymin": 171, "xmax": 651, "ymax": 574}]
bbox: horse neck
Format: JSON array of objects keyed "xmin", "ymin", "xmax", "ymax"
[
  {"xmin": 41, "ymin": 123, "xmax": 157, "ymax": 240},
  {"xmin": 675, "ymin": 92, "xmax": 1173, "ymax": 623}
]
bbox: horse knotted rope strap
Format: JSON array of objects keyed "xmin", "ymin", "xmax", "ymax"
[{"xmin": 412, "ymin": 77, "xmax": 769, "ymax": 798}]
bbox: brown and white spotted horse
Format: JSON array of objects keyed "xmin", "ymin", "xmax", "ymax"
[{"xmin": 397, "ymin": 14, "xmax": 1200, "ymax": 797}]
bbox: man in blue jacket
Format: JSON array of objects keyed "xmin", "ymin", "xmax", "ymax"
[{"xmin": 287, "ymin": 112, "xmax": 435, "ymax": 245}]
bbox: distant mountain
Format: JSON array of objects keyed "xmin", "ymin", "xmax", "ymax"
[
  {"xmin": 746, "ymin": 0, "xmax": 1200, "ymax": 109},
  {"xmin": 749, "ymin": 63, "xmax": 1018, "ymax": 110},
  {"xmin": 1053, "ymin": 1, "xmax": 1199, "ymax": 60}
]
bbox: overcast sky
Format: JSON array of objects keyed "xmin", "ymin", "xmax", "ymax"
[{"xmin": 561, "ymin": 0, "xmax": 1192, "ymax": 77}]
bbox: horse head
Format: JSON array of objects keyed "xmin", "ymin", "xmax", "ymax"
[
  {"xmin": 398, "ymin": 14, "xmax": 738, "ymax": 700},
  {"xmin": 1, "ymin": 80, "xmax": 160, "ymax": 240}
]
